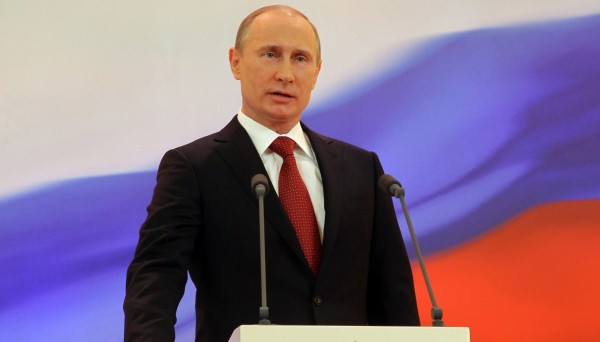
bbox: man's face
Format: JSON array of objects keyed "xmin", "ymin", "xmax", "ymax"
[{"xmin": 229, "ymin": 10, "xmax": 321, "ymax": 133}]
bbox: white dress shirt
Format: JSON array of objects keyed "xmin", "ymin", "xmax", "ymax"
[{"xmin": 237, "ymin": 111, "xmax": 325, "ymax": 241}]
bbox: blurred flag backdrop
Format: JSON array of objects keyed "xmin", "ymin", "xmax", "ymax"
[{"xmin": 1, "ymin": 1, "xmax": 599, "ymax": 341}]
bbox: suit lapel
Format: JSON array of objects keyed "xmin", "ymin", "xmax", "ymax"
[
  {"xmin": 303, "ymin": 125, "xmax": 344, "ymax": 266},
  {"xmin": 214, "ymin": 117, "xmax": 308, "ymax": 269},
  {"xmin": 212, "ymin": 118, "xmax": 267, "ymax": 200}
]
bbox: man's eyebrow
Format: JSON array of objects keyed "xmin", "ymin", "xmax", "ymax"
[
  {"xmin": 256, "ymin": 45, "xmax": 314, "ymax": 59},
  {"xmin": 258, "ymin": 45, "xmax": 282, "ymax": 53},
  {"xmin": 293, "ymin": 48, "xmax": 313, "ymax": 58}
]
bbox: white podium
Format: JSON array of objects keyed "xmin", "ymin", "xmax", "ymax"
[{"xmin": 229, "ymin": 325, "xmax": 470, "ymax": 342}]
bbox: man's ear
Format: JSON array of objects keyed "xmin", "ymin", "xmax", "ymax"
[
  {"xmin": 229, "ymin": 48, "xmax": 241, "ymax": 80},
  {"xmin": 312, "ymin": 60, "xmax": 322, "ymax": 90}
]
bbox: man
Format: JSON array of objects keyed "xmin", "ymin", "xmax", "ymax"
[{"xmin": 124, "ymin": 5, "xmax": 420, "ymax": 342}]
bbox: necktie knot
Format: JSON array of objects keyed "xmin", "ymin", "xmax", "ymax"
[{"xmin": 270, "ymin": 136, "xmax": 295, "ymax": 158}]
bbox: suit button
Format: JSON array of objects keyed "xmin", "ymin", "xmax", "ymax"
[{"xmin": 313, "ymin": 295, "xmax": 323, "ymax": 306}]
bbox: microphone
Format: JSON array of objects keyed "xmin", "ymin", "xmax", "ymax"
[
  {"xmin": 251, "ymin": 174, "xmax": 270, "ymax": 325},
  {"xmin": 251, "ymin": 174, "xmax": 269, "ymax": 197},
  {"xmin": 378, "ymin": 174, "xmax": 405, "ymax": 199},
  {"xmin": 378, "ymin": 174, "xmax": 444, "ymax": 327}
]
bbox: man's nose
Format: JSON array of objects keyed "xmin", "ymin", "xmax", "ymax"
[{"xmin": 275, "ymin": 60, "xmax": 294, "ymax": 84}]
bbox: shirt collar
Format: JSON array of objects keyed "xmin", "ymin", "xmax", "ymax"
[{"xmin": 237, "ymin": 110, "xmax": 315, "ymax": 159}]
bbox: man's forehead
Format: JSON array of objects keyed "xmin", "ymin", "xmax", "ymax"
[
  {"xmin": 250, "ymin": 9, "xmax": 312, "ymax": 34},
  {"xmin": 255, "ymin": 44, "xmax": 315, "ymax": 56},
  {"xmin": 247, "ymin": 17, "xmax": 316, "ymax": 45},
  {"xmin": 238, "ymin": 7, "xmax": 321, "ymax": 61}
]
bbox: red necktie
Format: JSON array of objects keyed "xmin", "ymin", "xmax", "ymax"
[{"xmin": 270, "ymin": 136, "xmax": 321, "ymax": 276}]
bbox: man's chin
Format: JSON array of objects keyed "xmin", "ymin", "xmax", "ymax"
[
  {"xmin": 258, "ymin": 111, "xmax": 301, "ymax": 132},
  {"xmin": 265, "ymin": 107, "xmax": 301, "ymax": 122}
]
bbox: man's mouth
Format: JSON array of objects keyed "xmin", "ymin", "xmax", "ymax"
[{"xmin": 270, "ymin": 91, "xmax": 293, "ymax": 98}]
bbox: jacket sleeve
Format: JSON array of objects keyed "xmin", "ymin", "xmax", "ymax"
[
  {"xmin": 123, "ymin": 149, "xmax": 201, "ymax": 341},
  {"xmin": 367, "ymin": 152, "xmax": 421, "ymax": 326}
]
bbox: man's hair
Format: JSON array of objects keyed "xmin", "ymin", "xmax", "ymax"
[{"xmin": 235, "ymin": 5, "xmax": 322, "ymax": 63}]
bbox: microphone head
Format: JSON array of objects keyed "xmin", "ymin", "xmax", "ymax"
[
  {"xmin": 251, "ymin": 174, "xmax": 270, "ymax": 197},
  {"xmin": 378, "ymin": 174, "xmax": 404, "ymax": 198}
]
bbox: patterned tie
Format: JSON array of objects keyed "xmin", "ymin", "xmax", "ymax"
[{"xmin": 269, "ymin": 136, "xmax": 321, "ymax": 276}]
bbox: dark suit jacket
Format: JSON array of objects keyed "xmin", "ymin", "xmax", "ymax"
[{"xmin": 124, "ymin": 116, "xmax": 419, "ymax": 342}]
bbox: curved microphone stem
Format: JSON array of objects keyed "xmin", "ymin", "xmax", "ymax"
[
  {"xmin": 379, "ymin": 174, "xmax": 443, "ymax": 326},
  {"xmin": 397, "ymin": 194, "xmax": 444, "ymax": 327}
]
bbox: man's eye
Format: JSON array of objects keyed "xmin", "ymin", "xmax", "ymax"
[
  {"xmin": 295, "ymin": 56, "xmax": 307, "ymax": 62},
  {"xmin": 264, "ymin": 52, "xmax": 276, "ymax": 58}
]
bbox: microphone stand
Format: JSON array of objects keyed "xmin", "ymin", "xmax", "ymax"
[
  {"xmin": 252, "ymin": 174, "xmax": 271, "ymax": 325},
  {"xmin": 381, "ymin": 174, "xmax": 444, "ymax": 327}
]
